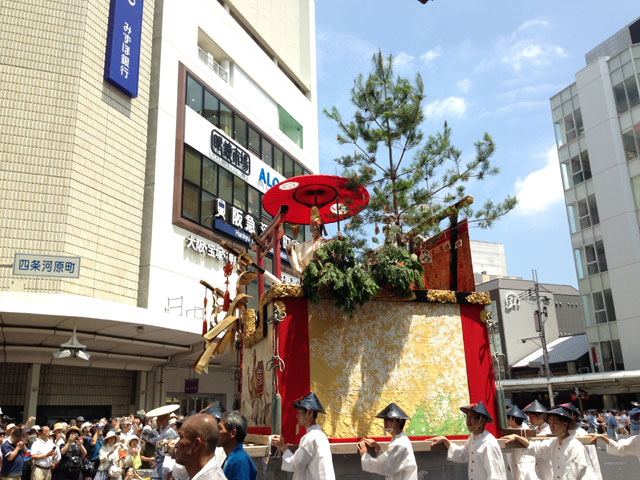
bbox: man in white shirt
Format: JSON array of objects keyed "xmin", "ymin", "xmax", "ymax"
[
  {"xmin": 521, "ymin": 399, "xmax": 551, "ymax": 480},
  {"xmin": 559, "ymin": 403, "xmax": 602, "ymax": 480},
  {"xmin": 431, "ymin": 401, "xmax": 506, "ymax": 480},
  {"xmin": 357, "ymin": 403, "xmax": 417, "ymax": 480},
  {"xmin": 174, "ymin": 414, "xmax": 226, "ymax": 480},
  {"xmin": 30, "ymin": 426, "xmax": 56, "ymax": 480},
  {"xmin": 505, "ymin": 407, "xmax": 593, "ymax": 480},
  {"xmin": 273, "ymin": 392, "xmax": 335, "ymax": 480},
  {"xmin": 504, "ymin": 405, "xmax": 537, "ymax": 480}
]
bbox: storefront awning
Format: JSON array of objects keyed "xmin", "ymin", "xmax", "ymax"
[{"xmin": 513, "ymin": 334, "xmax": 589, "ymax": 368}]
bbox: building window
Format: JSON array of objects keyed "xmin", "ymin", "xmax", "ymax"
[
  {"xmin": 592, "ymin": 288, "xmax": 616, "ymax": 324},
  {"xmin": 612, "ymin": 64, "xmax": 640, "ymax": 115},
  {"xmin": 599, "ymin": 340, "xmax": 625, "ymax": 372},
  {"xmin": 570, "ymin": 151, "xmax": 591, "ymax": 186},
  {"xmin": 185, "ymin": 73, "xmax": 307, "ymax": 175},
  {"xmin": 582, "ymin": 294, "xmax": 595, "ymax": 327},
  {"xmin": 573, "ymin": 248, "xmax": 585, "ymax": 279},
  {"xmin": 584, "ymin": 240, "xmax": 607, "ymax": 276},
  {"xmin": 622, "ymin": 124, "xmax": 640, "ymax": 161},
  {"xmin": 278, "ymin": 105, "xmax": 303, "ymax": 148},
  {"xmin": 577, "ymin": 194, "xmax": 599, "ymax": 230},
  {"xmin": 554, "ymin": 106, "xmax": 583, "ymax": 147}
]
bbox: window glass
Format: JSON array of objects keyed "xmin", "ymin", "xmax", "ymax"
[
  {"xmin": 293, "ymin": 162, "xmax": 302, "ymax": 177},
  {"xmin": 182, "ymin": 182, "xmax": 199, "ymax": 222},
  {"xmin": 554, "ymin": 121, "xmax": 566, "ymax": 147},
  {"xmin": 567, "ymin": 204, "xmax": 577, "ymax": 233},
  {"xmin": 581, "ymin": 151, "xmax": 592, "ymax": 181},
  {"xmin": 233, "ymin": 175, "xmax": 246, "ymax": 210},
  {"xmin": 613, "ymin": 82, "xmax": 628, "ymax": 114},
  {"xmin": 574, "ymin": 108, "xmax": 584, "ymax": 136},
  {"xmin": 203, "ymin": 90, "xmax": 219, "ymax": 126},
  {"xmin": 600, "ymin": 341, "xmax": 614, "ymax": 371},
  {"xmin": 218, "ymin": 167, "xmax": 233, "ymax": 204},
  {"xmin": 603, "ymin": 288, "xmax": 616, "ymax": 322},
  {"xmin": 622, "ymin": 129, "xmax": 638, "ymax": 161},
  {"xmin": 234, "ymin": 115, "xmax": 247, "ymax": 147},
  {"xmin": 593, "ymin": 291, "xmax": 606, "ymax": 324},
  {"xmin": 588, "ymin": 195, "xmax": 600, "ymax": 225},
  {"xmin": 578, "ymin": 198, "xmax": 591, "ymax": 229},
  {"xmin": 262, "ymin": 140, "xmax": 272, "ymax": 167},
  {"xmin": 248, "ymin": 186, "xmax": 260, "ymax": 218},
  {"xmin": 186, "ymin": 75, "xmax": 203, "ymax": 113},
  {"xmin": 611, "ymin": 339, "xmax": 625, "ymax": 371},
  {"xmin": 570, "ymin": 155, "xmax": 583, "ymax": 185},
  {"xmin": 220, "ymin": 102, "xmax": 232, "ymax": 136},
  {"xmin": 184, "ymin": 148, "xmax": 201, "ymax": 185},
  {"xmin": 585, "ymin": 244, "xmax": 598, "ymax": 276},
  {"xmin": 582, "ymin": 295, "xmax": 595, "ymax": 327},
  {"xmin": 201, "ymin": 191, "xmax": 215, "ymax": 228},
  {"xmin": 284, "ymin": 154, "xmax": 294, "ymax": 178},
  {"xmin": 574, "ymin": 248, "xmax": 585, "ymax": 279},
  {"xmin": 565, "ymin": 115, "xmax": 577, "ymax": 141},
  {"xmin": 561, "ymin": 161, "xmax": 572, "ymax": 190},
  {"xmin": 273, "ymin": 146, "xmax": 284, "ymax": 175},
  {"xmin": 278, "ymin": 105, "xmax": 303, "ymax": 148},
  {"xmin": 596, "ymin": 241, "xmax": 608, "ymax": 273},
  {"xmin": 248, "ymin": 126, "xmax": 260, "ymax": 154},
  {"xmin": 625, "ymin": 76, "xmax": 640, "ymax": 109},
  {"xmin": 202, "ymin": 157, "xmax": 217, "ymax": 194}
]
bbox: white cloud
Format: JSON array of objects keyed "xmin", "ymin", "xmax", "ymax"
[
  {"xmin": 513, "ymin": 146, "xmax": 564, "ymax": 216},
  {"xmin": 423, "ymin": 96, "xmax": 467, "ymax": 120},
  {"xmin": 514, "ymin": 19, "xmax": 550, "ymax": 35},
  {"xmin": 502, "ymin": 42, "xmax": 566, "ymax": 71},
  {"xmin": 456, "ymin": 78, "xmax": 471, "ymax": 94},
  {"xmin": 420, "ymin": 46, "xmax": 442, "ymax": 65},
  {"xmin": 393, "ymin": 51, "xmax": 415, "ymax": 73}
]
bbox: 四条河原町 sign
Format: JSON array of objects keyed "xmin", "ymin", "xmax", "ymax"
[{"xmin": 104, "ymin": 0, "xmax": 144, "ymax": 98}]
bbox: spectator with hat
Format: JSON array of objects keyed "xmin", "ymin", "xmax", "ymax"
[
  {"xmin": 95, "ymin": 431, "xmax": 118, "ymax": 480},
  {"xmin": 59, "ymin": 426, "xmax": 87, "ymax": 480},
  {"xmin": 591, "ymin": 407, "xmax": 640, "ymax": 465},
  {"xmin": 357, "ymin": 402, "xmax": 417, "ymax": 480},
  {"xmin": 504, "ymin": 405, "xmax": 536, "ymax": 480},
  {"xmin": 217, "ymin": 411, "xmax": 256, "ymax": 480},
  {"xmin": 144, "ymin": 405, "xmax": 180, "ymax": 480},
  {"xmin": 273, "ymin": 392, "xmax": 335, "ymax": 480},
  {"xmin": 631, "ymin": 402, "xmax": 640, "ymax": 436},
  {"xmin": 505, "ymin": 407, "xmax": 593, "ymax": 480},
  {"xmin": 2, "ymin": 423, "xmax": 27, "ymax": 480},
  {"xmin": 432, "ymin": 401, "xmax": 506, "ymax": 480},
  {"xmin": 521, "ymin": 399, "xmax": 551, "ymax": 480}
]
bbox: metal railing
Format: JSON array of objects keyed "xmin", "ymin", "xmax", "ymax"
[{"xmin": 198, "ymin": 47, "xmax": 229, "ymax": 82}]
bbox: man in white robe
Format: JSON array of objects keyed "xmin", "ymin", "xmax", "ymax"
[
  {"xmin": 272, "ymin": 392, "xmax": 335, "ymax": 480},
  {"xmin": 591, "ymin": 407, "xmax": 640, "ymax": 465},
  {"xmin": 521, "ymin": 400, "xmax": 551, "ymax": 480},
  {"xmin": 559, "ymin": 402, "xmax": 602, "ymax": 479},
  {"xmin": 357, "ymin": 402, "xmax": 417, "ymax": 480},
  {"xmin": 431, "ymin": 401, "xmax": 506, "ymax": 480},
  {"xmin": 505, "ymin": 407, "xmax": 594, "ymax": 480},
  {"xmin": 504, "ymin": 405, "xmax": 537, "ymax": 480}
]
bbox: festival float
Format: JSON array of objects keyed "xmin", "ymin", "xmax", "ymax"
[{"xmin": 192, "ymin": 174, "xmax": 506, "ymax": 459}]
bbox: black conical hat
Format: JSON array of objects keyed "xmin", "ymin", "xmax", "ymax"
[
  {"xmin": 177, "ymin": 411, "xmax": 195, "ymax": 427},
  {"xmin": 504, "ymin": 398, "xmax": 514, "ymax": 409},
  {"xmin": 375, "ymin": 403, "xmax": 410, "ymax": 420},
  {"xmin": 506, "ymin": 405, "xmax": 526, "ymax": 420},
  {"xmin": 545, "ymin": 407, "xmax": 576, "ymax": 429},
  {"xmin": 291, "ymin": 392, "xmax": 326, "ymax": 414},
  {"xmin": 460, "ymin": 401, "xmax": 493, "ymax": 423},
  {"xmin": 201, "ymin": 401, "xmax": 225, "ymax": 420},
  {"xmin": 558, "ymin": 402, "xmax": 580, "ymax": 416},
  {"xmin": 522, "ymin": 399, "xmax": 548, "ymax": 414}
]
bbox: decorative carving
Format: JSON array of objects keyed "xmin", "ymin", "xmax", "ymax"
[
  {"xmin": 465, "ymin": 292, "xmax": 491, "ymax": 305},
  {"xmin": 426, "ymin": 289, "xmax": 457, "ymax": 303},
  {"xmin": 259, "ymin": 284, "xmax": 304, "ymax": 312},
  {"xmin": 243, "ymin": 309, "xmax": 263, "ymax": 347}
]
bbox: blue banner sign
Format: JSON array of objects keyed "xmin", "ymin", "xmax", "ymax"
[
  {"xmin": 13, "ymin": 254, "xmax": 81, "ymax": 278},
  {"xmin": 104, "ymin": 0, "xmax": 144, "ymax": 97}
]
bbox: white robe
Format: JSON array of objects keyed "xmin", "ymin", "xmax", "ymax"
[
  {"xmin": 526, "ymin": 433, "xmax": 592, "ymax": 480},
  {"xmin": 281, "ymin": 424, "xmax": 335, "ymax": 480},
  {"xmin": 606, "ymin": 434, "xmax": 640, "ymax": 463},
  {"xmin": 447, "ymin": 429, "xmax": 506, "ymax": 480},
  {"xmin": 505, "ymin": 424, "xmax": 537, "ymax": 480},
  {"xmin": 574, "ymin": 427, "xmax": 602, "ymax": 480},
  {"xmin": 361, "ymin": 432, "xmax": 417, "ymax": 480},
  {"xmin": 531, "ymin": 423, "xmax": 552, "ymax": 480}
]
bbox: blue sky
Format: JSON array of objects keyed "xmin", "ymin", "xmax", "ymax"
[{"xmin": 314, "ymin": 1, "xmax": 639, "ymax": 287}]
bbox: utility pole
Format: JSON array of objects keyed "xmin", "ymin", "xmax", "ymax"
[{"xmin": 533, "ymin": 269, "xmax": 554, "ymax": 407}]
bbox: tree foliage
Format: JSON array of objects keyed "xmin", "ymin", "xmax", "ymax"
[{"xmin": 324, "ymin": 51, "xmax": 517, "ymax": 249}]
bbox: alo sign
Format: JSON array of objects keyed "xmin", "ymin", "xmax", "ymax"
[
  {"xmin": 104, "ymin": 0, "xmax": 144, "ymax": 97},
  {"xmin": 258, "ymin": 168, "xmax": 280, "ymax": 188}
]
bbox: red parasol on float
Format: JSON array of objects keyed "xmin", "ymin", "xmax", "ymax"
[{"xmin": 262, "ymin": 175, "xmax": 369, "ymax": 225}]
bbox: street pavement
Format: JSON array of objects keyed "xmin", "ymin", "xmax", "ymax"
[{"xmin": 597, "ymin": 437, "xmax": 639, "ymax": 479}]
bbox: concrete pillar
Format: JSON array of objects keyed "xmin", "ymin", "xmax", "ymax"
[
  {"xmin": 135, "ymin": 371, "xmax": 147, "ymax": 412},
  {"xmin": 602, "ymin": 394, "xmax": 615, "ymax": 410},
  {"xmin": 23, "ymin": 364, "xmax": 41, "ymax": 422}
]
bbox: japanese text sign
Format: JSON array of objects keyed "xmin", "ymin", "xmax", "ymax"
[
  {"xmin": 13, "ymin": 254, "xmax": 81, "ymax": 278},
  {"xmin": 104, "ymin": 0, "xmax": 144, "ymax": 97}
]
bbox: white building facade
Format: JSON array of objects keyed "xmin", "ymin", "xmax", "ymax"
[
  {"xmin": 0, "ymin": 0, "xmax": 318, "ymax": 422},
  {"xmin": 551, "ymin": 17, "xmax": 640, "ymax": 372}
]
